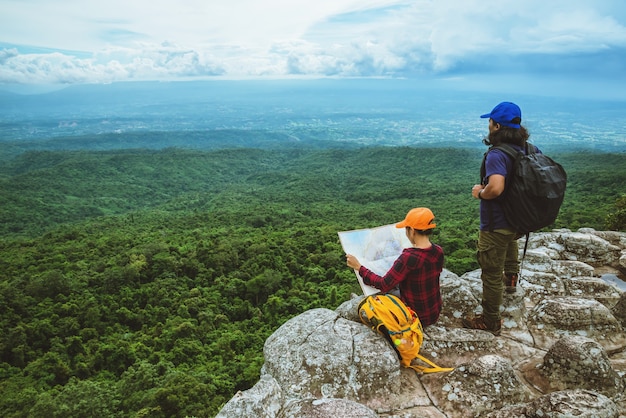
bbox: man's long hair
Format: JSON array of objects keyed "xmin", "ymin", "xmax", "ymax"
[{"xmin": 483, "ymin": 118, "xmax": 530, "ymax": 147}]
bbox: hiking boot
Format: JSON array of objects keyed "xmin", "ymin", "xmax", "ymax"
[
  {"xmin": 503, "ymin": 273, "xmax": 518, "ymax": 294},
  {"xmin": 462, "ymin": 314, "xmax": 502, "ymax": 336}
]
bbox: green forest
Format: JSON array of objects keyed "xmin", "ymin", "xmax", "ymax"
[{"xmin": 1, "ymin": 144, "xmax": 625, "ymax": 417}]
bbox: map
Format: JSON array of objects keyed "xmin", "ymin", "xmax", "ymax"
[{"xmin": 338, "ymin": 224, "xmax": 412, "ymax": 295}]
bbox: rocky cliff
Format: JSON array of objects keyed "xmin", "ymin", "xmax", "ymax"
[{"xmin": 217, "ymin": 228, "xmax": 626, "ymax": 418}]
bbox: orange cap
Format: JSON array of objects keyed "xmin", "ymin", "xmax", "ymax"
[{"xmin": 395, "ymin": 207, "xmax": 436, "ymax": 230}]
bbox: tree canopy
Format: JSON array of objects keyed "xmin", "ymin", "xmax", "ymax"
[{"xmin": 1, "ymin": 145, "xmax": 624, "ymax": 417}]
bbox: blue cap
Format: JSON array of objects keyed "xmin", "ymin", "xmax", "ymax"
[{"xmin": 480, "ymin": 102, "xmax": 521, "ymax": 129}]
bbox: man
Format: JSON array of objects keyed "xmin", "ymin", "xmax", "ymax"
[
  {"xmin": 462, "ymin": 102, "xmax": 537, "ymax": 336},
  {"xmin": 346, "ymin": 207, "xmax": 444, "ymax": 326}
]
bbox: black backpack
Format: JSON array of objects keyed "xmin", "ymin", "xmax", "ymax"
[{"xmin": 481, "ymin": 143, "xmax": 567, "ymax": 236}]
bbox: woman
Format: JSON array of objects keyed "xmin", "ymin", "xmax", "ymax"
[{"xmin": 346, "ymin": 207, "xmax": 444, "ymax": 326}]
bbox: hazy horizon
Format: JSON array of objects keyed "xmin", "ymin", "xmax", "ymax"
[{"xmin": 1, "ymin": 79, "xmax": 624, "ymax": 153}]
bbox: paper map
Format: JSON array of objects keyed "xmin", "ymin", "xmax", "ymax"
[{"xmin": 338, "ymin": 224, "xmax": 412, "ymax": 296}]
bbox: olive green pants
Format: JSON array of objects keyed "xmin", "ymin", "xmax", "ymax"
[{"xmin": 476, "ymin": 229, "xmax": 519, "ymax": 322}]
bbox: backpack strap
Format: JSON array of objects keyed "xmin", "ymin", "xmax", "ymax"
[
  {"xmin": 517, "ymin": 232, "xmax": 530, "ymax": 281},
  {"xmin": 481, "ymin": 144, "xmax": 531, "ymax": 278},
  {"xmin": 479, "ymin": 150, "xmax": 496, "ymax": 232},
  {"xmin": 408, "ymin": 355, "xmax": 454, "ymax": 374},
  {"xmin": 495, "ymin": 143, "xmax": 520, "ymax": 159},
  {"xmin": 481, "ymin": 143, "xmax": 525, "ymax": 231},
  {"xmin": 480, "ymin": 145, "xmax": 519, "ymax": 232},
  {"xmin": 496, "ymin": 143, "xmax": 537, "ymax": 279}
]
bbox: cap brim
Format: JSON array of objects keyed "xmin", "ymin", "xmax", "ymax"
[
  {"xmin": 480, "ymin": 113, "xmax": 491, "ymax": 118},
  {"xmin": 395, "ymin": 221, "xmax": 437, "ymax": 229}
]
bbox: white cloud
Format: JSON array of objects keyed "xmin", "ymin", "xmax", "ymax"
[
  {"xmin": 0, "ymin": 0, "xmax": 402, "ymax": 50},
  {"xmin": 1, "ymin": 0, "xmax": 625, "ymax": 85},
  {"xmin": 0, "ymin": 44, "xmax": 228, "ymax": 85},
  {"xmin": 389, "ymin": 0, "xmax": 626, "ymax": 70}
]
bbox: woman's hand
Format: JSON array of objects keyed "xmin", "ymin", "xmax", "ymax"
[{"xmin": 346, "ymin": 254, "xmax": 362, "ymax": 270}]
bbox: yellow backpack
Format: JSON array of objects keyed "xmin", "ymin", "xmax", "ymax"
[{"xmin": 358, "ymin": 294, "xmax": 453, "ymax": 374}]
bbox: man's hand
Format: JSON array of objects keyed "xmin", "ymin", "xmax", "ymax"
[{"xmin": 472, "ymin": 184, "xmax": 484, "ymax": 199}]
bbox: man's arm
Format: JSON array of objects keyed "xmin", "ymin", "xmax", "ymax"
[{"xmin": 477, "ymin": 174, "xmax": 505, "ymax": 200}]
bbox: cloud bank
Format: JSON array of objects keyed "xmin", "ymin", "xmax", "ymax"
[{"xmin": 1, "ymin": 0, "xmax": 626, "ymax": 87}]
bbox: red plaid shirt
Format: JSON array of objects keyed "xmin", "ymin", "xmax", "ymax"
[{"xmin": 359, "ymin": 245, "xmax": 444, "ymax": 326}]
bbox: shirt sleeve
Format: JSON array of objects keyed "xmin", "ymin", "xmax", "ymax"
[
  {"xmin": 359, "ymin": 249, "xmax": 417, "ymax": 293},
  {"xmin": 484, "ymin": 148, "xmax": 510, "ymax": 180}
]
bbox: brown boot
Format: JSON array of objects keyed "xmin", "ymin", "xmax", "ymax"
[
  {"xmin": 503, "ymin": 273, "xmax": 518, "ymax": 294},
  {"xmin": 462, "ymin": 314, "xmax": 501, "ymax": 336}
]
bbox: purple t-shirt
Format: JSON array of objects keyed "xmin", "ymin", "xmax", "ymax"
[{"xmin": 479, "ymin": 144, "xmax": 541, "ymax": 231}]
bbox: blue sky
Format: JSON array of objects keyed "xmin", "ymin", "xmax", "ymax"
[{"xmin": 1, "ymin": 0, "xmax": 626, "ymax": 97}]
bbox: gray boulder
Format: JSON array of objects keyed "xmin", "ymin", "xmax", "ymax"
[{"xmin": 539, "ymin": 335, "xmax": 624, "ymax": 397}]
